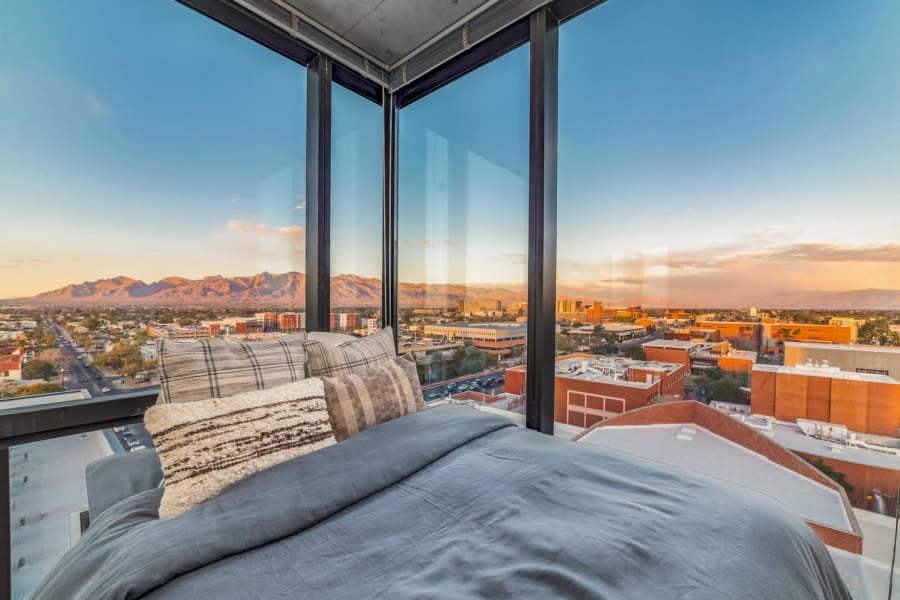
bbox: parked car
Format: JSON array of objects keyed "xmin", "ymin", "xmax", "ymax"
[
  {"xmin": 129, "ymin": 444, "xmax": 146, "ymax": 452},
  {"xmin": 101, "ymin": 387, "xmax": 111, "ymax": 393}
]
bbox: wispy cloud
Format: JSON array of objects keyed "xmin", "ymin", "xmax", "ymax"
[
  {"xmin": 226, "ymin": 219, "xmax": 305, "ymax": 242},
  {"xmin": 760, "ymin": 243, "xmax": 900, "ymax": 263},
  {"xmin": 0, "ymin": 258, "xmax": 52, "ymax": 269},
  {"xmin": 668, "ymin": 242, "xmax": 900, "ymax": 271}
]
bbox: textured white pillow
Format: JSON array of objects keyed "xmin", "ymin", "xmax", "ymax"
[{"xmin": 145, "ymin": 378, "xmax": 335, "ymax": 518}]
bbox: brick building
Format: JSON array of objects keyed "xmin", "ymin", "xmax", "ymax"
[
  {"xmin": 751, "ymin": 364, "xmax": 900, "ymax": 437},
  {"xmin": 504, "ymin": 353, "xmax": 685, "ymax": 428}
]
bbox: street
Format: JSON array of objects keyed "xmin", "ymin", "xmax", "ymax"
[{"xmin": 46, "ymin": 320, "xmax": 157, "ymax": 398}]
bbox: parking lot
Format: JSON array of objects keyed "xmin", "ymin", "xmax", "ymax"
[
  {"xmin": 110, "ymin": 423, "xmax": 155, "ymax": 453},
  {"xmin": 423, "ymin": 371, "xmax": 506, "ymax": 402}
]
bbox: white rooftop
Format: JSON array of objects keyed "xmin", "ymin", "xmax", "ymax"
[
  {"xmin": 642, "ymin": 339, "xmax": 699, "ymax": 350},
  {"xmin": 579, "ymin": 423, "xmax": 852, "ymax": 532},
  {"xmin": 11, "ymin": 431, "xmax": 113, "ymax": 600},
  {"xmin": 753, "ymin": 363, "xmax": 898, "ymax": 384},
  {"xmin": 0, "ymin": 389, "xmax": 92, "ymax": 412},
  {"xmin": 761, "ymin": 419, "xmax": 900, "ymax": 471},
  {"xmin": 786, "ymin": 341, "xmax": 900, "ymax": 355}
]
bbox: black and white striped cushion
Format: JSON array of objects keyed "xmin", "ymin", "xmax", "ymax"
[
  {"xmin": 304, "ymin": 327, "xmax": 396, "ymax": 378},
  {"xmin": 145, "ymin": 378, "xmax": 334, "ymax": 518},
  {"xmin": 157, "ymin": 333, "xmax": 307, "ymax": 404}
]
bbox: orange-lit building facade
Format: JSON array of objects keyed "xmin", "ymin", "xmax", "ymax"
[
  {"xmin": 695, "ymin": 320, "xmax": 857, "ymax": 354},
  {"xmin": 760, "ymin": 322, "xmax": 858, "ymax": 353},
  {"xmin": 277, "ymin": 312, "xmax": 304, "ymax": 332},
  {"xmin": 505, "ymin": 353, "xmax": 685, "ymax": 428},
  {"xmin": 717, "ymin": 351, "xmax": 757, "ymax": 373},
  {"xmin": 751, "ymin": 364, "xmax": 900, "ymax": 437},
  {"xmin": 695, "ymin": 321, "xmax": 762, "ymax": 348}
]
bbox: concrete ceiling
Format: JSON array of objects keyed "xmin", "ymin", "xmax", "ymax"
[{"xmin": 282, "ymin": 0, "xmax": 497, "ymax": 66}]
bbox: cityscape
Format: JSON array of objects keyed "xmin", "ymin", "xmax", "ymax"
[{"xmin": 3, "ymin": 0, "xmax": 900, "ymax": 597}]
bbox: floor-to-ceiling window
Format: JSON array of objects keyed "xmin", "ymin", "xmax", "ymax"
[
  {"xmin": 556, "ymin": 1, "xmax": 900, "ymax": 594},
  {"xmin": 398, "ymin": 46, "xmax": 530, "ymax": 408},
  {"xmin": 0, "ymin": 1, "xmax": 308, "ymax": 595},
  {"xmin": 330, "ymin": 83, "xmax": 383, "ymax": 336}
]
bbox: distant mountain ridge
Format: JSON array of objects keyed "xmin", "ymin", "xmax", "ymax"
[
  {"xmin": 5, "ymin": 274, "xmax": 900, "ymax": 310},
  {"xmin": 6, "ymin": 272, "xmax": 527, "ymax": 309}
]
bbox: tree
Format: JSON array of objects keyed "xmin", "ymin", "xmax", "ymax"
[
  {"xmin": 707, "ymin": 377, "xmax": 744, "ymax": 403},
  {"xmin": 83, "ymin": 317, "xmax": 103, "ymax": 332},
  {"xmin": 556, "ymin": 333, "xmax": 574, "ymax": 352},
  {"xmin": 809, "ymin": 459, "xmax": 854, "ymax": 495},
  {"xmin": 622, "ymin": 345, "xmax": 646, "ymax": 360},
  {"xmin": 591, "ymin": 325, "xmax": 618, "ymax": 355},
  {"xmin": 22, "ymin": 359, "xmax": 57, "ymax": 382},
  {"xmin": 94, "ymin": 342, "xmax": 144, "ymax": 377},
  {"xmin": 12, "ymin": 382, "xmax": 65, "ymax": 397}
]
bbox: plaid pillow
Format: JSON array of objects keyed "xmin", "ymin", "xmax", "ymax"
[
  {"xmin": 304, "ymin": 327, "xmax": 396, "ymax": 377},
  {"xmin": 157, "ymin": 333, "xmax": 307, "ymax": 404},
  {"xmin": 320, "ymin": 353, "xmax": 426, "ymax": 441}
]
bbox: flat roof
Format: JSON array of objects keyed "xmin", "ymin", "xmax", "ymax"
[
  {"xmin": 424, "ymin": 323, "xmax": 527, "ymax": 331},
  {"xmin": 579, "ymin": 423, "xmax": 852, "ymax": 532},
  {"xmin": 601, "ymin": 323, "xmax": 645, "ymax": 332},
  {"xmin": 553, "ymin": 356, "xmax": 682, "ymax": 388},
  {"xmin": 753, "ymin": 363, "xmax": 898, "ymax": 384},
  {"xmin": 725, "ymin": 350, "xmax": 758, "ymax": 360},
  {"xmin": 642, "ymin": 339, "xmax": 698, "ymax": 350},
  {"xmin": 11, "ymin": 431, "xmax": 114, "ymax": 600},
  {"xmin": 786, "ymin": 341, "xmax": 900, "ymax": 355},
  {"xmin": 0, "ymin": 389, "xmax": 92, "ymax": 412},
  {"xmin": 763, "ymin": 419, "xmax": 900, "ymax": 471}
]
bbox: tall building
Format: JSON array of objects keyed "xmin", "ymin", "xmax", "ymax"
[
  {"xmin": 277, "ymin": 312, "xmax": 305, "ymax": 332},
  {"xmin": 254, "ymin": 312, "xmax": 277, "ymax": 332},
  {"xmin": 330, "ymin": 312, "xmax": 359, "ymax": 331},
  {"xmin": 751, "ymin": 363, "xmax": 900, "ymax": 437}
]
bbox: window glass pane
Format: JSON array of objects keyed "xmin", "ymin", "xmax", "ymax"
[
  {"xmin": 399, "ymin": 46, "xmax": 529, "ymax": 411},
  {"xmin": 0, "ymin": 0, "xmax": 306, "ymax": 409},
  {"xmin": 1, "ymin": 2, "xmax": 306, "ymax": 594},
  {"xmin": 558, "ymin": 1, "xmax": 900, "ymax": 593},
  {"xmin": 330, "ymin": 83, "xmax": 383, "ymax": 336}
]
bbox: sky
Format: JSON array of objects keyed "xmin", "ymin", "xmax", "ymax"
[
  {"xmin": 1, "ymin": 0, "xmax": 899, "ymax": 306},
  {"xmin": 0, "ymin": 0, "xmax": 381, "ymax": 298}
]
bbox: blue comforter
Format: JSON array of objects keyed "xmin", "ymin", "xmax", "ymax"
[{"xmin": 33, "ymin": 405, "xmax": 851, "ymax": 599}]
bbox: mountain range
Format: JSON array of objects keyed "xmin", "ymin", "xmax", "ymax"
[
  {"xmin": 4, "ymin": 272, "xmax": 527, "ymax": 309},
  {"xmin": 4, "ymin": 273, "xmax": 900, "ymax": 310}
]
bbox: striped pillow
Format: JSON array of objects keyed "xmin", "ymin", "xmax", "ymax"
[
  {"xmin": 157, "ymin": 333, "xmax": 307, "ymax": 404},
  {"xmin": 304, "ymin": 327, "xmax": 395, "ymax": 378},
  {"xmin": 320, "ymin": 353, "xmax": 426, "ymax": 441},
  {"xmin": 145, "ymin": 378, "xmax": 335, "ymax": 519}
]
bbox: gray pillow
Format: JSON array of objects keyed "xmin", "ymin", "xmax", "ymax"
[
  {"xmin": 304, "ymin": 327, "xmax": 396, "ymax": 378},
  {"xmin": 85, "ymin": 449, "xmax": 163, "ymax": 521}
]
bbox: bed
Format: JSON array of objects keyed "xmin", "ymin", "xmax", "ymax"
[{"xmin": 33, "ymin": 404, "xmax": 849, "ymax": 600}]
